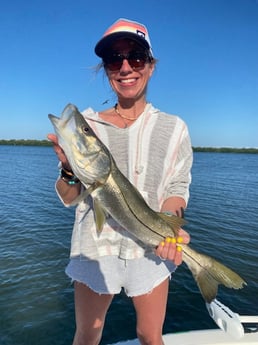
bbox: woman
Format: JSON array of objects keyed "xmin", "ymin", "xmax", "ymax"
[{"xmin": 48, "ymin": 18, "xmax": 193, "ymax": 345}]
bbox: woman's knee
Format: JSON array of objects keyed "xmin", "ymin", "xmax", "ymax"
[
  {"xmin": 136, "ymin": 325, "xmax": 164, "ymax": 345},
  {"xmin": 73, "ymin": 282, "xmax": 113, "ymax": 345},
  {"xmin": 73, "ymin": 328, "xmax": 103, "ymax": 345}
]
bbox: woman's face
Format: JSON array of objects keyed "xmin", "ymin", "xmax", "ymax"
[{"xmin": 104, "ymin": 39, "xmax": 155, "ymax": 102}]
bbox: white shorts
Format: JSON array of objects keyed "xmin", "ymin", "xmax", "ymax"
[{"xmin": 65, "ymin": 254, "xmax": 177, "ymax": 297}]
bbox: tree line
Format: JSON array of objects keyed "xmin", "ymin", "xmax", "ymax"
[
  {"xmin": 193, "ymin": 146, "xmax": 258, "ymax": 154},
  {"xmin": 0, "ymin": 139, "xmax": 258, "ymax": 153},
  {"xmin": 0, "ymin": 139, "xmax": 52, "ymax": 146}
]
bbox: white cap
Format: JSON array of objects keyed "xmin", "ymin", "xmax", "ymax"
[{"xmin": 95, "ymin": 18, "xmax": 153, "ymax": 58}]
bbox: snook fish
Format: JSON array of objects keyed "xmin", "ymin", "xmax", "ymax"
[{"xmin": 48, "ymin": 104, "xmax": 246, "ymax": 303}]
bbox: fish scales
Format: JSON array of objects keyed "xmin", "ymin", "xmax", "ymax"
[{"xmin": 49, "ymin": 104, "xmax": 246, "ymax": 303}]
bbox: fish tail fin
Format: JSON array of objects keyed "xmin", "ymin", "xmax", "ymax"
[{"xmin": 183, "ymin": 246, "xmax": 247, "ymax": 303}]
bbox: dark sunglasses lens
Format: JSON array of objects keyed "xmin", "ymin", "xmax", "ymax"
[
  {"xmin": 104, "ymin": 52, "xmax": 149, "ymax": 71},
  {"xmin": 105, "ymin": 61, "xmax": 123, "ymax": 71},
  {"xmin": 125, "ymin": 52, "xmax": 149, "ymax": 69},
  {"xmin": 104, "ymin": 55, "xmax": 123, "ymax": 71}
]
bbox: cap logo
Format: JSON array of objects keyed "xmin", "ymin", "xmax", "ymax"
[{"xmin": 136, "ymin": 30, "xmax": 145, "ymax": 38}]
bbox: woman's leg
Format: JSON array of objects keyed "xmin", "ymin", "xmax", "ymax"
[
  {"xmin": 132, "ymin": 278, "xmax": 169, "ymax": 345},
  {"xmin": 72, "ymin": 281, "xmax": 114, "ymax": 345}
]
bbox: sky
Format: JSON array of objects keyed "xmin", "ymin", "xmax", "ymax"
[{"xmin": 1, "ymin": 0, "xmax": 257, "ymax": 147}]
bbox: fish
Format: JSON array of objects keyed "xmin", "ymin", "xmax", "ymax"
[{"xmin": 48, "ymin": 103, "xmax": 246, "ymax": 303}]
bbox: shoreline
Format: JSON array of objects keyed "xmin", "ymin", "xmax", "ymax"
[{"xmin": 0, "ymin": 139, "xmax": 258, "ymax": 153}]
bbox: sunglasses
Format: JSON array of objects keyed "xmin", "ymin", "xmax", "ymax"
[{"xmin": 103, "ymin": 51, "xmax": 152, "ymax": 71}]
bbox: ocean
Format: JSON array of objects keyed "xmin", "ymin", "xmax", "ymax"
[{"xmin": 1, "ymin": 146, "xmax": 258, "ymax": 345}]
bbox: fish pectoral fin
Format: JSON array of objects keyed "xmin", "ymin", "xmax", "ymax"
[
  {"xmin": 85, "ymin": 182, "xmax": 102, "ymax": 195},
  {"xmin": 93, "ymin": 198, "xmax": 107, "ymax": 232},
  {"xmin": 157, "ymin": 212, "xmax": 186, "ymax": 236},
  {"xmin": 68, "ymin": 183, "xmax": 101, "ymax": 206}
]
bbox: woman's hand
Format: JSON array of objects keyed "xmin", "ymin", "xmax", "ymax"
[
  {"xmin": 155, "ymin": 228, "xmax": 190, "ymax": 266},
  {"xmin": 47, "ymin": 134, "xmax": 71, "ymax": 170}
]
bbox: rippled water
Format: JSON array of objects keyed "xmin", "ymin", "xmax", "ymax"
[{"xmin": 1, "ymin": 147, "xmax": 258, "ymax": 345}]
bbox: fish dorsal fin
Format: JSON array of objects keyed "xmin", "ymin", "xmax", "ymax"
[{"xmin": 157, "ymin": 212, "xmax": 186, "ymax": 237}]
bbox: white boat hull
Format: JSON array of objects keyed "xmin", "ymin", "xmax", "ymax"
[
  {"xmin": 110, "ymin": 328, "xmax": 258, "ymax": 345},
  {"xmin": 162, "ymin": 328, "xmax": 258, "ymax": 345}
]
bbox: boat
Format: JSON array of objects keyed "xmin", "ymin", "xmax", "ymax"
[{"xmin": 110, "ymin": 299, "xmax": 258, "ymax": 345}]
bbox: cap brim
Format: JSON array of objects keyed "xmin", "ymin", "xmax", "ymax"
[{"xmin": 95, "ymin": 32, "xmax": 150, "ymax": 57}]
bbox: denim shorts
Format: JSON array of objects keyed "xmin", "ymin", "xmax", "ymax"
[{"xmin": 65, "ymin": 254, "xmax": 177, "ymax": 297}]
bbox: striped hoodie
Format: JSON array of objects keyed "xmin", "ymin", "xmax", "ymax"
[{"xmin": 59, "ymin": 103, "xmax": 193, "ymax": 260}]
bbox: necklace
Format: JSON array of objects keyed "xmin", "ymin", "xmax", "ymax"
[{"xmin": 114, "ymin": 103, "xmax": 139, "ymax": 121}]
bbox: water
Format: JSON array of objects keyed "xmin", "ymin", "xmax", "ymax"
[{"xmin": 1, "ymin": 146, "xmax": 258, "ymax": 345}]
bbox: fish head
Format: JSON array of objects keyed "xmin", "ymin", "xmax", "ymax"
[{"xmin": 48, "ymin": 104, "xmax": 111, "ymax": 185}]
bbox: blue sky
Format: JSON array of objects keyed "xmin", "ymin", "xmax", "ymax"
[{"xmin": 1, "ymin": 0, "xmax": 257, "ymax": 147}]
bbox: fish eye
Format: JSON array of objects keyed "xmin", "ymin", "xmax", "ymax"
[{"xmin": 83, "ymin": 126, "xmax": 89, "ymax": 133}]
